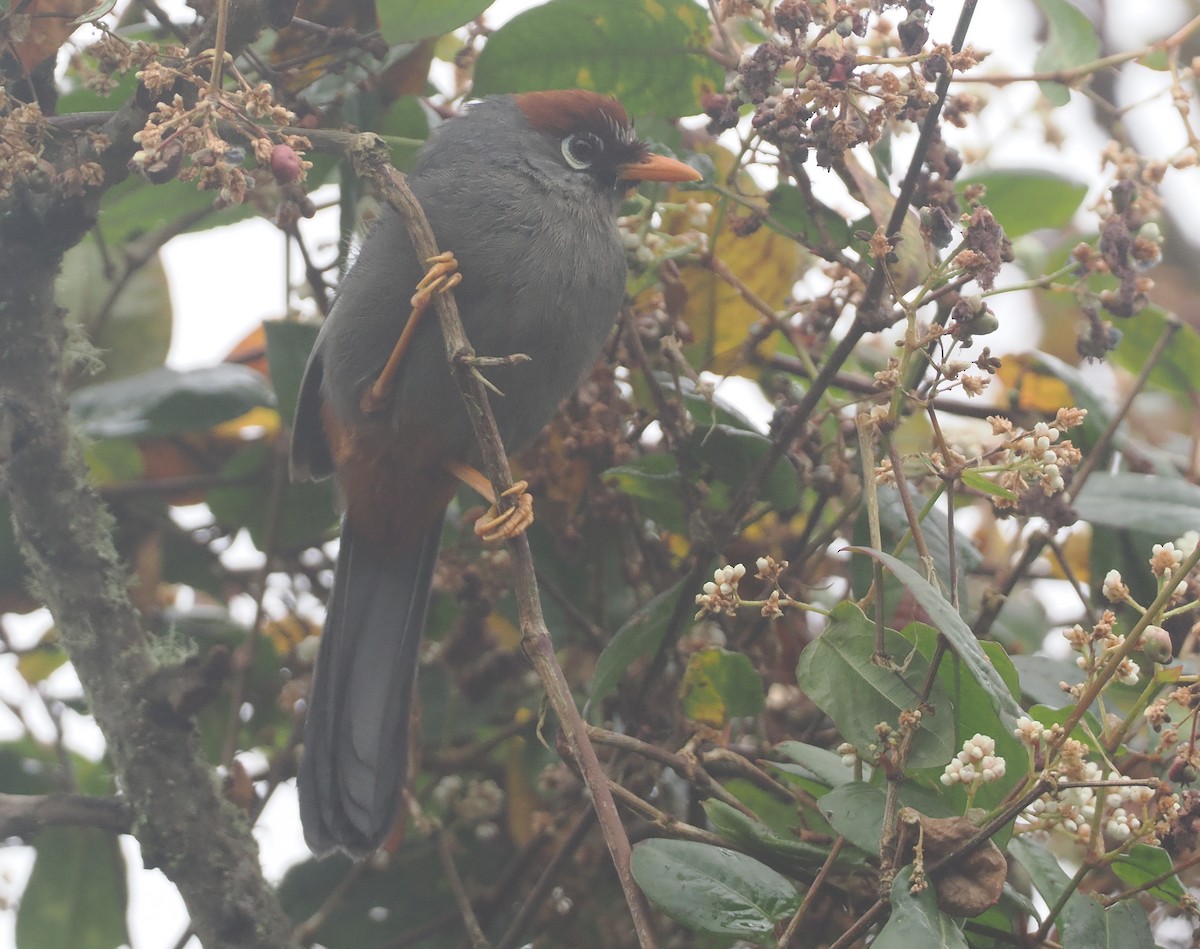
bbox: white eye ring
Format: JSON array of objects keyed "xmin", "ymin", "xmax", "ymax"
[{"xmin": 562, "ymin": 132, "xmax": 602, "ymax": 170}]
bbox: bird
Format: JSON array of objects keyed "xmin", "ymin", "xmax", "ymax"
[{"xmin": 289, "ymin": 89, "xmax": 700, "ymax": 857}]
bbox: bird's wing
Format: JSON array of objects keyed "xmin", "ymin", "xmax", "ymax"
[{"xmin": 289, "ymin": 316, "xmax": 336, "ymax": 481}]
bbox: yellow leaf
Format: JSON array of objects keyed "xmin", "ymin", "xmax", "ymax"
[
  {"xmin": 842, "ymin": 156, "xmax": 934, "ymax": 295},
  {"xmin": 264, "ymin": 615, "xmax": 317, "ymax": 654},
  {"xmin": 210, "ymin": 406, "xmax": 282, "ymax": 442},
  {"xmin": 678, "ymin": 228, "xmax": 804, "ymax": 375},
  {"xmin": 995, "ymin": 354, "xmax": 1074, "ymax": 415},
  {"xmin": 679, "ymin": 648, "xmax": 731, "ymax": 727},
  {"xmin": 1046, "ymin": 526, "xmax": 1091, "ymax": 585},
  {"xmin": 654, "ymin": 143, "xmax": 804, "ymax": 378},
  {"xmin": 488, "ymin": 612, "xmax": 522, "ymax": 651},
  {"xmin": 504, "ymin": 734, "xmax": 540, "ymax": 847}
]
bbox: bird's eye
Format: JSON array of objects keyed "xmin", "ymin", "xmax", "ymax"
[{"xmin": 562, "ymin": 132, "xmax": 603, "ymax": 170}]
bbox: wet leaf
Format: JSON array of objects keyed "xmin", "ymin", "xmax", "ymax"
[{"xmin": 473, "ymin": 0, "xmax": 724, "ymax": 119}]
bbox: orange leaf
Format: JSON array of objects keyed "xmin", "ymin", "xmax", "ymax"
[{"xmin": 8, "ymin": 0, "xmax": 94, "ymax": 72}]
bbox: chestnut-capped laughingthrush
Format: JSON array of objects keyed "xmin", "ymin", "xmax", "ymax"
[{"xmin": 290, "ymin": 90, "xmax": 700, "ymax": 856}]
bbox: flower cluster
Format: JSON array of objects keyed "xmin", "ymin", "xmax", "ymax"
[
  {"xmin": 1013, "ymin": 715, "xmax": 1044, "ymax": 747},
  {"xmin": 694, "ymin": 563, "xmax": 746, "ymax": 618},
  {"xmin": 1021, "ymin": 756, "xmax": 1172, "ymax": 847},
  {"xmin": 127, "ymin": 50, "xmax": 310, "ymax": 209},
  {"xmin": 72, "ymin": 30, "xmax": 158, "ymax": 94},
  {"xmin": 940, "ymin": 733, "xmax": 1006, "ymax": 787},
  {"xmin": 984, "ymin": 409, "xmax": 1086, "ymax": 506},
  {"xmin": 431, "ymin": 775, "xmax": 505, "ymax": 840},
  {"xmin": 694, "ymin": 557, "xmax": 798, "ymax": 620},
  {"xmin": 1062, "ymin": 611, "xmax": 1141, "ymax": 692},
  {"xmin": 1098, "ymin": 533, "xmax": 1198, "ymax": 667}
]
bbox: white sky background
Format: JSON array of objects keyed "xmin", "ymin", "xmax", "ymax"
[{"xmin": 1, "ymin": 1, "xmax": 1198, "ymax": 947}]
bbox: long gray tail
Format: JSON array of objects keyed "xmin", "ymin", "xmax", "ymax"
[{"xmin": 298, "ymin": 519, "xmax": 442, "ymax": 857}]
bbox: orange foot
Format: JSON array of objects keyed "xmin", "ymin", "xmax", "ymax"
[
  {"xmin": 410, "ymin": 251, "xmax": 461, "ymax": 311},
  {"xmin": 474, "ymin": 480, "xmax": 534, "ymax": 543},
  {"xmin": 360, "ymin": 251, "xmax": 463, "ymax": 415}
]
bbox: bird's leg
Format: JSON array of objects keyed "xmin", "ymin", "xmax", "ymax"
[
  {"xmin": 360, "ymin": 252, "xmax": 462, "ymax": 415},
  {"xmin": 446, "ymin": 460, "xmax": 534, "ymax": 543}
]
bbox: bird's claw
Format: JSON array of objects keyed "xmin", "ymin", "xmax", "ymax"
[
  {"xmin": 410, "ymin": 251, "xmax": 462, "ymax": 308},
  {"xmin": 474, "ymin": 481, "xmax": 533, "ymax": 543}
]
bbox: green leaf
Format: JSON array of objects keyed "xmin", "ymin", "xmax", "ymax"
[
  {"xmin": 58, "ymin": 237, "xmax": 172, "ymax": 385},
  {"xmin": 847, "ymin": 549, "xmax": 1026, "ymax": 728},
  {"xmin": 673, "ymin": 372, "xmax": 763, "ymax": 433},
  {"xmin": 604, "ymin": 453, "xmax": 687, "ymax": 532},
  {"xmin": 766, "ymin": 185, "xmax": 853, "ymax": 258},
  {"xmin": 588, "ymin": 578, "xmax": 688, "ymax": 710},
  {"xmin": 697, "ymin": 424, "xmax": 802, "ymax": 511},
  {"xmin": 773, "ymin": 741, "xmax": 857, "ymax": 788},
  {"xmin": 843, "ymin": 156, "xmax": 933, "ymax": 294},
  {"xmin": 958, "ymin": 170, "xmax": 1088, "ymax": 239},
  {"xmin": 70, "ymin": 365, "xmax": 276, "ymax": 439},
  {"xmin": 70, "ymin": 0, "xmax": 117, "ymax": 24},
  {"xmin": 265, "ymin": 320, "xmax": 320, "ymax": 429},
  {"xmin": 875, "ymin": 485, "xmax": 982, "ymax": 608},
  {"xmin": 631, "ymin": 838, "xmax": 800, "ymax": 937},
  {"xmin": 1009, "ymin": 655, "xmax": 1082, "ymax": 708},
  {"xmin": 207, "ymin": 443, "xmax": 339, "ymax": 551},
  {"xmin": 473, "ymin": 0, "xmax": 725, "ymax": 119},
  {"xmin": 902, "ymin": 626, "xmax": 1024, "ymax": 816},
  {"xmin": 817, "ymin": 779, "xmax": 952, "ymax": 859},
  {"xmin": 960, "ymin": 468, "xmax": 1017, "ymax": 501},
  {"xmin": 1098, "ymin": 900, "xmax": 1155, "ymax": 948},
  {"xmin": 97, "ymin": 173, "xmax": 249, "ymax": 245},
  {"xmin": 817, "ymin": 783, "xmax": 885, "ymax": 854},
  {"xmin": 82, "ymin": 437, "xmax": 144, "ymax": 485},
  {"xmin": 377, "ymin": 0, "xmax": 492, "ymax": 42},
  {"xmin": 1010, "ymin": 835, "xmax": 1106, "ymax": 945},
  {"xmin": 279, "ymin": 832, "xmax": 508, "ymax": 945},
  {"xmin": 720, "ymin": 776, "xmax": 823, "ymax": 839},
  {"xmin": 1112, "ymin": 306, "xmax": 1200, "ymax": 397},
  {"xmin": 1138, "ymin": 48, "xmax": 1169, "ymax": 71},
  {"xmin": 1111, "ymin": 844, "xmax": 1186, "ymax": 906},
  {"xmin": 873, "ymin": 867, "xmax": 968, "ymax": 949},
  {"xmin": 794, "ymin": 601, "xmax": 955, "ymax": 769},
  {"xmin": 57, "ymin": 67, "xmax": 140, "ymax": 116},
  {"xmin": 16, "ymin": 827, "xmax": 129, "ymax": 949},
  {"xmin": 1033, "ymin": 0, "xmax": 1100, "ymax": 105},
  {"xmin": 1074, "ymin": 472, "xmax": 1200, "ymax": 536},
  {"xmin": 16, "ymin": 634, "xmax": 68, "ymax": 685},
  {"xmin": 679, "ymin": 647, "xmax": 765, "ymax": 726},
  {"xmin": 702, "ymin": 799, "xmax": 853, "ymax": 875}
]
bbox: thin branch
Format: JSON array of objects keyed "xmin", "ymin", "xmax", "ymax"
[
  {"xmin": 433, "ymin": 821, "xmax": 491, "ymax": 949},
  {"xmin": 494, "ymin": 809, "xmax": 597, "ymax": 949},
  {"xmin": 0, "ymin": 792, "xmax": 132, "ymax": 838},
  {"xmin": 778, "ymin": 836, "xmax": 846, "ymax": 948}
]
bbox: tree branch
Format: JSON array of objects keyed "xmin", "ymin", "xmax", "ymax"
[
  {"xmin": 0, "ymin": 793, "xmax": 132, "ymax": 838},
  {"xmin": 0, "ymin": 241, "xmax": 296, "ymax": 946}
]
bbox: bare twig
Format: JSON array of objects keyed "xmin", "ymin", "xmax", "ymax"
[
  {"xmin": 0, "ymin": 792, "xmax": 132, "ymax": 838},
  {"xmin": 494, "ymin": 809, "xmax": 597, "ymax": 949},
  {"xmin": 433, "ymin": 821, "xmax": 491, "ymax": 949}
]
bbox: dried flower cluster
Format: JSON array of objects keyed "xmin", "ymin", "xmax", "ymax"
[
  {"xmin": 0, "ymin": 91, "xmax": 105, "ymax": 203},
  {"xmin": 128, "ymin": 48, "xmax": 311, "ymax": 208},
  {"xmin": 983, "ymin": 410, "xmax": 1086, "ymax": 507}
]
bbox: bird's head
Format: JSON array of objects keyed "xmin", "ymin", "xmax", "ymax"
[{"xmin": 512, "ymin": 89, "xmax": 701, "ymax": 191}]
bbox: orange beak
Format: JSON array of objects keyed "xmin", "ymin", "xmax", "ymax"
[{"xmin": 617, "ymin": 152, "xmax": 702, "ymax": 183}]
